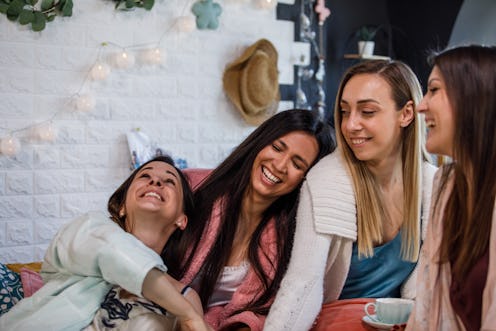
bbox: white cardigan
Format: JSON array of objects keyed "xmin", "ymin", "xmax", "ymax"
[{"xmin": 264, "ymin": 152, "xmax": 437, "ymax": 331}]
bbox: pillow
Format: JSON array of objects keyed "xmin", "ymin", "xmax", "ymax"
[
  {"xmin": 310, "ymin": 298, "xmax": 374, "ymax": 331},
  {"xmin": 20, "ymin": 268, "xmax": 43, "ymax": 298},
  {"xmin": 183, "ymin": 168, "xmax": 212, "ymax": 189},
  {"xmin": 0, "ymin": 263, "xmax": 24, "ymax": 316}
]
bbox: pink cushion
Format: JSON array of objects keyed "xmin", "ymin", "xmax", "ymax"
[
  {"xmin": 183, "ymin": 168, "xmax": 211, "ymax": 189},
  {"xmin": 311, "ymin": 298, "xmax": 375, "ymax": 331},
  {"xmin": 20, "ymin": 268, "xmax": 43, "ymax": 297}
]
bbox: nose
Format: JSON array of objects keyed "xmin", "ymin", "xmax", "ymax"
[
  {"xmin": 273, "ymin": 153, "xmax": 290, "ymax": 174},
  {"xmin": 148, "ymin": 176, "xmax": 162, "ymax": 187},
  {"xmin": 344, "ymin": 111, "xmax": 362, "ymax": 131},
  {"xmin": 416, "ymin": 95, "xmax": 427, "ymax": 114}
]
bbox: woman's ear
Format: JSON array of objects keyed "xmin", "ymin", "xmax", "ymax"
[
  {"xmin": 400, "ymin": 100, "xmax": 415, "ymax": 127},
  {"xmin": 175, "ymin": 215, "xmax": 188, "ymax": 230},
  {"xmin": 119, "ymin": 206, "xmax": 126, "ymax": 217}
]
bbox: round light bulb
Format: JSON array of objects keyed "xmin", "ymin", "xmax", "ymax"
[
  {"xmin": 0, "ymin": 136, "xmax": 21, "ymax": 156},
  {"xmin": 176, "ymin": 16, "xmax": 196, "ymax": 33},
  {"xmin": 33, "ymin": 122, "xmax": 57, "ymax": 142},
  {"xmin": 90, "ymin": 62, "xmax": 110, "ymax": 81},
  {"xmin": 142, "ymin": 48, "xmax": 164, "ymax": 65},
  {"xmin": 113, "ymin": 51, "xmax": 135, "ymax": 69},
  {"xmin": 75, "ymin": 94, "xmax": 96, "ymax": 112},
  {"xmin": 257, "ymin": 0, "xmax": 277, "ymax": 9}
]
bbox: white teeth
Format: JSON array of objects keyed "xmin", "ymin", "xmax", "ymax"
[
  {"xmin": 351, "ymin": 138, "xmax": 366, "ymax": 145},
  {"xmin": 144, "ymin": 192, "xmax": 162, "ymax": 201},
  {"xmin": 425, "ymin": 120, "xmax": 435, "ymax": 128},
  {"xmin": 262, "ymin": 166, "xmax": 281, "ymax": 184}
]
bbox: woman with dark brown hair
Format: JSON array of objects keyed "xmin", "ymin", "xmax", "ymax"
[
  {"xmin": 0, "ymin": 156, "xmax": 212, "ymax": 331},
  {"xmin": 407, "ymin": 45, "xmax": 496, "ymax": 331},
  {"xmin": 178, "ymin": 109, "xmax": 334, "ymax": 331}
]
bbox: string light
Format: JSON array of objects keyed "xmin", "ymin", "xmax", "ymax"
[
  {"xmin": 32, "ymin": 122, "xmax": 57, "ymax": 142},
  {"xmin": 75, "ymin": 94, "xmax": 96, "ymax": 112},
  {"xmin": 176, "ymin": 16, "xmax": 196, "ymax": 33},
  {"xmin": 140, "ymin": 48, "xmax": 164, "ymax": 65},
  {"xmin": 90, "ymin": 62, "xmax": 111, "ymax": 81},
  {"xmin": 112, "ymin": 50, "xmax": 136, "ymax": 69},
  {"xmin": 0, "ymin": 136, "xmax": 21, "ymax": 156},
  {"xmin": 0, "ymin": 0, "xmax": 275, "ymax": 157},
  {"xmin": 256, "ymin": 0, "xmax": 277, "ymax": 10}
]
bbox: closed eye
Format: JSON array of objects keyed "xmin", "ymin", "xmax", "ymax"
[
  {"xmin": 272, "ymin": 143, "xmax": 282, "ymax": 152},
  {"xmin": 292, "ymin": 160, "xmax": 303, "ymax": 170},
  {"xmin": 164, "ymin": 178, "xmax": 176, "ymax": 186}
]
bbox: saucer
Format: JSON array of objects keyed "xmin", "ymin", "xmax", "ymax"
[{"xmin": 362, "ymin": 315, "xmax": 394, "ymax": 330}]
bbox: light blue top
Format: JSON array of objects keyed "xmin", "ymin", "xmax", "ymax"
[
  {"xmin": 0, "ymin": 211, "xmax": 167, "ymax": 331},
  {"xmin": 339, "ymin": 231, "xmax": 416, "ymax": 299}
]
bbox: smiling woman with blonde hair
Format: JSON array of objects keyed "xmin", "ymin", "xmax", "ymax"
[{"xmin": 265, "ymin": 60, "xmax": 437, "ymax": 331}]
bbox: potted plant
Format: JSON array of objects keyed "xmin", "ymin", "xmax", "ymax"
[{"xmin": 356, "ymin": 25, "xmax": 377, "ymax": 57}]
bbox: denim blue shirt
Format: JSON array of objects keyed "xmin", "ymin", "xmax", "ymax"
[{"xmin": 339, "ymin": 231, "xmax": 416, "ymax": 299}]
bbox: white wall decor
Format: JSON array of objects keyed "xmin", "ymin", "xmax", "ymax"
[{"xmin": 0, "ymin": 0, "xmax": 307, "ymax": 263}]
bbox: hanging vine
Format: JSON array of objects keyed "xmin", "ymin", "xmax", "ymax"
[
  {"xmin": 112, "ymin": 0, "xmax": 154, "ymax": 11},
  {"xmin": 0, "ymin": 0, "xmax": 73, "ymax": 32}
]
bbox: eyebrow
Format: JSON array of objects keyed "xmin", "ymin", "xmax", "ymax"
[
  {"xmin": 277, "ymin": 139, "xmax": 311, "ymax": 168},
  {"xmin": 427, "ymin": 78, "xmax": 441, "ymax": 85},
  {"xmin": 140, "ymin": 166, "xmax": 178, "ymax": 179},
  {"xmin": 340, "ymin": 98, "xmax": 380, "ymax": 105}
]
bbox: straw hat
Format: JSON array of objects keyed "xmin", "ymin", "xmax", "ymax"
[{"xmin": 223, "ymin": 39, "xmax": 280, "ymax": 126}]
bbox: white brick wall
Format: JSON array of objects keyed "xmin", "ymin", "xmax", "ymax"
[{"xmin": 0, "ymin": 0, "xmax": 303, "ymax": 263}]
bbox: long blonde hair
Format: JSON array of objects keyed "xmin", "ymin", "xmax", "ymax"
[{"xmin": 334, "ymin": 60, "xmax": 427, "ymax": 261}]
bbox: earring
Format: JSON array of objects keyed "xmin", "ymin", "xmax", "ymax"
[{"xmin": 119, "ymin": 210, "xmax": 125, "ymax": 218}]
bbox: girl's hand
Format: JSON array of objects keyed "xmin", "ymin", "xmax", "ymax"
[{"xmin": 178, "ymin": 316, "xmax": 214, "ymax": 331}]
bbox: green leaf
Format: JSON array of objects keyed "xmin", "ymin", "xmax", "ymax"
[
  {"xmin": 61, "ymin": 0, "xmax": 72, "ymax": 16},
  {"xmin": 18, "ymin": 8, "xmax": 33, "ymax": 24},
  {"xmin": 6, "ymin": 0, "xmax": 23, "ymax": 20},
  {"xmin": 31, "ymin": 10, "xmax": 45, "ymax": 31},
  {"xmin": 28, "ymin": 0, "xmax": 38, "ymax": 6},
  {"xmin": 0, "ymin": 3, "xmax": 9, "ymax": 14},
  {"xmin": 46, "ymin": 12, "xmax": 55, "ymax": 21},
  {"xmin": 40, "ymin": 0, "xmax": 53, "ymax": 11},
  {"xmin": 125, "ymin": 0, "xmax": 135, "ymax": 9},
  {"xmin": 142, "ymin": 0, "xmax": 153, "ymax": 10}
]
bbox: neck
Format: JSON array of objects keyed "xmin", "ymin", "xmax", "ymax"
[
  {"xmin": 366, "ymin": 153, "xmax": 403, "ymax": 190},
  {"xmin": 126, "ymin": 213, "xmax": 176, "ymax": 255},
  {"xmin": 241, "ymin": 188, "xmax": 273, "ymax": 225}
]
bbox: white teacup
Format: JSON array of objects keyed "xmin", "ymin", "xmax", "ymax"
[{"xmin": 364, "ymin": 298, "xmax": 414, "ymax": 325}]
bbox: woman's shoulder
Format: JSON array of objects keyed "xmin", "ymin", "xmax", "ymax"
[
  {"xmin": 303, "ymin": 151, "xmax": 357, "ymax": 239},
  {"xmin": 307, "ymin": 151, "xmax": 349, "ymax": 183}
]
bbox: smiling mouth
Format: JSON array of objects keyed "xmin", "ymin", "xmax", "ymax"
[
  {"xmin": 425, "ymin": 120, "xmax": 435, "ymax": 128},
  {"xmin": 143, "ymin": 191, "xmax": 163, "ymax": 201},
  {"xmin": 350, "ymin": 138, "xmax": 368, "ymax": 145},
  {"xmin": 262, "ymin": 166, "xmax": 282, "ymax": 184}
]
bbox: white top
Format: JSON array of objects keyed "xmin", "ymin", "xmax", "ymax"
[
  {"xmin": 194, "ymin": 262, "xmax": 250, "ymax": 308},
  {"xmin": 264, "ymin": 151, "xmax": 437, "ymax": 331}
]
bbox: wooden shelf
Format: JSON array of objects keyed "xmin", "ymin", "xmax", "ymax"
[{"xmin": 344, "ymin": 54, "xmax": 391, "ymax": 60}]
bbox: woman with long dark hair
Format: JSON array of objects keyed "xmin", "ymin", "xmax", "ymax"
[
  {"xmin": 407, "ymin": 45, "xmax": 496, "ymax": 331},
  {"xmin": 0, "ymin": 156, "xmax": 212, "ymax": 331},
  {"xmin": 178, "ymin": 109, "xmax": 335, "ymax": 330}
]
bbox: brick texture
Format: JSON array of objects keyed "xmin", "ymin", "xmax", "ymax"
[{"xmin": 0, "ymin": 0, "xmax": 301, "ymax": 263}]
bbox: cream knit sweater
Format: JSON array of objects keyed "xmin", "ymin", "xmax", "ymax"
[{"xmin": 264, "ymin": 151, "xmax": 436, "ymax": 331}]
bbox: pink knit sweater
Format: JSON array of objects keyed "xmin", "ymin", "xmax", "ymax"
[{"xmin": 181, "ymin": 202, "xmax": 279, "ymax": 331}]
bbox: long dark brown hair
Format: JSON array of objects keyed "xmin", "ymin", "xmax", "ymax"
[
  {"xmin": 179, "ymin": 109, "xmax": 335, "ymax": 314},
  {"xmin": 432, "ymin": 45, "xmax": 496, "ymax": 278},
  {"xmin": 107, "ymin": 155, "xmax": 195, "ymax": 278}
]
